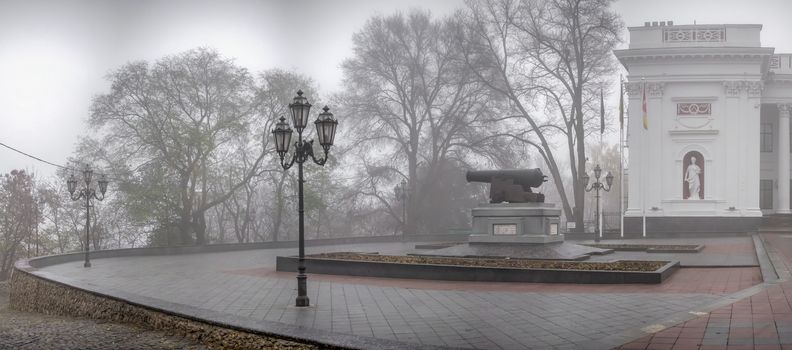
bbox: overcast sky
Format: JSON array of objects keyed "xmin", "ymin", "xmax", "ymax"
[{"xmin": 0, "ymin": 0, "xmax": 790, "ymax": 179}]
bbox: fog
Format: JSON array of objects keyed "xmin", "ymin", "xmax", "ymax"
[{"xmin": 1, "ymin": 1, "xmax": 791, "ymax": 349}]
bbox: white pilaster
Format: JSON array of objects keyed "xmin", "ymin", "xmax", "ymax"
[{"xmin": 777, "ymin": 103, "xmax": 791, "ymax": 214}]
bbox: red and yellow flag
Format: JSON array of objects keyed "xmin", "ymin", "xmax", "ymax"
[
  {"xmin": 619, "ymin": 76, "xmax": 624, "ymax": 129},
  {"xmin": 641, "ymin": 82, "xmax": 648, "ymax": 130}
]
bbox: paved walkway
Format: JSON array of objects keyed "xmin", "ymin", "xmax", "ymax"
[
  {"xmin": 0, "ymin": 281, "xmax": 206, "ymax": 349},
  {"xmin": 583, "ymin": 237, "xmax": 759, "ymax": 267},
  {"xmin": 617, "ymin": 234, "xmax": 792, "ymax": 350},
  {"xmin": 34, "ymin": 239, "xmax": 762, "ymax": 350}
]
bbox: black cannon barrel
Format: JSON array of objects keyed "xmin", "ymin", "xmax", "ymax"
[{"xmin": 466, "ymin": 169, "xmax": 546, "ymax": 189}]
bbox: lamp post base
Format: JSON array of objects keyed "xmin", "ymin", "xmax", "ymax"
[
  {"xmin": 84, "ymin": 261, "xmax": 91, "ymax": 268},
  {"xmin": 296, "ymin": 273, "xmax": 309, "ymax": 307}
]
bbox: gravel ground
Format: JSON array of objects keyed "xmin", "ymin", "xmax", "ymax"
[{"xmin": 0, "ymin": 280, "xmax": 208, "ymax": 350}]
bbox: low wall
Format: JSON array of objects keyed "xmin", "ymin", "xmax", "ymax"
[
  {"xmin": 622, "ymin": 217, "xmax": 761, "ymax": 237},
  {"xmin": 28, "ymin": 233, "xmax": 469, "ymax": 268},
  {"xmin": 276, "ymin": 256, "xmax": 680, "ymax": 284}
]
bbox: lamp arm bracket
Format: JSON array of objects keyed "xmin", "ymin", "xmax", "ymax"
[
  {"xmin": 70, "ymin": 191, "xmax": 85, "ymax": 201},
  {"xmin": 310, "ymin": 148, "xmax": 329, "ymax": 166},
  {"xmin": 281, "ymin": 153, "xmax": 296, "ymax": 170}
]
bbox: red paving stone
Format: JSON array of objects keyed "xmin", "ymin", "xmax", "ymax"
[
  {"xmin": 227, "ymin": 265, "xmax": 761, "ymax": 294},
  {"xmin": 616, "ymin": 234, "xmax": 792, "ymax": 350}
]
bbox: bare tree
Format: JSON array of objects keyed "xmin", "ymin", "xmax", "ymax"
[
  {"xmin": 204, "ymin": 69, "xmax": 318, "ymax": 243},
  {"xmin": 341, "ymin": 10, "xmax": 513, "ymax": 234},
  {"xmin": 456, "ymin": 0, "xmax": 622, "ymax": 231}
]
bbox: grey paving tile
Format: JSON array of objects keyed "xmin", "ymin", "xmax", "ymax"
[{"xmin": 36, "ymin": 241, "xmax": 731, "ymax": 350}]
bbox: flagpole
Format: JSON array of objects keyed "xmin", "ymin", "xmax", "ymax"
[
  {"xmin": 619, "ymin": 76, "xmax": 625, "ymax": 239},
  {"xmin": 599, "ymin": 90, "xmax": 604, "ymax": 240},
  {"xmin": 620, "ymin": 119, "xmax": 624, "ymax": 238},
  {"xmin": 641, "ymin": 78, "xmax": 647, "ymax": 238}
]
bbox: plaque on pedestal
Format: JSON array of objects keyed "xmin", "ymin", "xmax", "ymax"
[{"xmin": 468, "ymin": 203, "xmax": 563, "ymax": 244}]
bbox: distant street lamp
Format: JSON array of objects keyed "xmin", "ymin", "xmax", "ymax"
[
  {"xmin": 272, "ymin": 90, "xmax": 338, "ymax": 307},
  {"xmin": 582, "ymin": 164, "xmax": 613, "ymax": 243},
  {"xmin": 393, "ymin": 179, "xmax": 408, "ymax": 236},
  {"xmin": 67, "ymin": 165, "xmax": 109, "ymax": 268}
]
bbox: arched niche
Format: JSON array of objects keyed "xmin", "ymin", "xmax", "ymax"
[{"xmin": 682, "ymin": 150, "xmax": 704, "ymax": 200}]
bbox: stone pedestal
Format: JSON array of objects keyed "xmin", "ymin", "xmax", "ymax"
[{"xmin": 468, "ymin": 203, "xmax": 563, "ymax": 244}]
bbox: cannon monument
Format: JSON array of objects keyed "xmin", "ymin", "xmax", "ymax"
[
  {"xmin": 466, "ymin": 169, "xmax": 547, "ymax": 203},
  {"xmin": 465, "ymin": 168, "xmax": 562, "ymax": 244}
]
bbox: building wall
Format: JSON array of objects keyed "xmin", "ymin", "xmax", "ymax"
[{"xmin": 616, "ymin": 23, "xmax": 773, "ymax": 230}]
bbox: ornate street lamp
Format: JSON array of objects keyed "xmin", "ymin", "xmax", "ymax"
[
  {"xmin": 582, "ymin": 164, "xmax": 613, "ymax": 243},
  {"xmin": 67, "ymin": 164, "xmax": 109, "ymax": 268},
  {"xmin": 393, "ymin": 179, "xmax": 408, "ymax": 236},
  {"xmin": 272, "ymin": 90, "xmax": 338, "ymax": 307}
]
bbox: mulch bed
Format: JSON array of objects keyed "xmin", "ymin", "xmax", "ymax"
[{"xmin": 308, "ymin": 252, "xmax": 668, "ymax": 272}]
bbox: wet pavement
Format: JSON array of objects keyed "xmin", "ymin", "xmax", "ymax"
[
  {"xmin": 31, "ymin": 239, "xmax": 763, "ymax": 349},
  {"xmin": 616, "ymin": 234, "xmax": 792, "ymax": 350},
  {"xmin": 580, "ymin": 237, "xmax": 759, "ymax": 267}
]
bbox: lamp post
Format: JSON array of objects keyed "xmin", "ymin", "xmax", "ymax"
[
  {"xmin": 393, "ymin": 179, "xmax": 407, "ymax": 236},
  {"xmin": 272, "ymin": 90, "xmax": 338, "ymax": 307},
  {"xmin": 67, "ymin": 165, "xmax": 109, "ymax": 268},
  {"xmin": 582, "ymin": 164, "xmax": 613, "ymax": 243}
]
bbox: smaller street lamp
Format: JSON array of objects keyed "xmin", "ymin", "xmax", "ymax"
[
  {"xmin": 67, "ymin": 165, "xmax": 109, "ymax": 268},
  {"xmin": 393, "ymin": 179, "xmax": 408, "ymax": 236},
  {"xmin": 582, "ymin": 164, "xmax": 613, "ymax": 243}
]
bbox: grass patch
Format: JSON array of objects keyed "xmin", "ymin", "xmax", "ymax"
[{"xmin": 308, "ymin": 252, "xmax": 667, "ymax": 272}]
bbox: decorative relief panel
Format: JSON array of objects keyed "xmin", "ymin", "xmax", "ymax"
[
  {"xmin": 771, "ymin": 56, "xmax": 781, "ymax": 69},
  {"xmin": 723, "ymin": 80, "xmax": 764, "ymax": 98},
  {"xmin": 780, "ymin": 104, "xmax": 792, "ymax": 117},
  {"xmin": 745, "ymin": 81, "xmax": 763, "ymax": 97},
  {"xmin": 624, "ymin": 82, "xmax": 664, "ymax": 98},
  {"xmin": 675, "ymin": 101, "xmax": 713, "ymax": 130},
  {"xmin": 647, "ymin": 83, "xmax": 665, "ymax": 98},
  {"xmin": 663, "ymin": 28, "xmax": 725, "ymax": 42},
  {"xmin": 625, "ymin": 82, "xmax": 642, "ymax": 98},
  {"xmin": 677, "ymin": 103, "xmax": 711, "ymax": 116},
  {"xmin": 723, "ymin": 81, "xmax": 742, "ymax": 97}
]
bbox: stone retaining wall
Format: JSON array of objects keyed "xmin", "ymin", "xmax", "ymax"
[
  {"xmin": 9, "ymin": 269, "xmax": 326, "ymax": 350},
  {"xmin": 27, "ymin": 233, "xmax": 469, "ymax": 269}
]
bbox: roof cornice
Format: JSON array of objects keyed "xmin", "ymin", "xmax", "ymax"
[
  {"xmin": 614, "ymin": 47, "xmax": 775, "ymax": 68},
  {"xmin": 627, "ymin": 23, "xmax": 763, "ymax": 31}
]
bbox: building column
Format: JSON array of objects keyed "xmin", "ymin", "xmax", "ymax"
[{"xmin": 778, "ymin": 104, "xmax": 792, "ymax": 214}]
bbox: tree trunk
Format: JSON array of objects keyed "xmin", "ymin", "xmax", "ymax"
[{"xmin": 194, "ymin": 211, "xmax": 207, "ymax": 245}]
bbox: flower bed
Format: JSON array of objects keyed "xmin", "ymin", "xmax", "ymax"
[
  {"xmin": 276, "ymin": 253, "xmax": 679, "ymax": 284},
  {"xmin": 310, "ymin": 252, "xmax": 666, "ymax": 272}
]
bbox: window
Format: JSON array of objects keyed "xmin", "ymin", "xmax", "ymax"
[
  {"xmin": 761, "ymin": 123, "xmax": 773, "ymax": 152},
  {"xmin": 760, "ymin": 180, "xmax": 773, "ymax": 209}
]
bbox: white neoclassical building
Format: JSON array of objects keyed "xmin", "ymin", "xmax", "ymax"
[{"xmin": 615, "ymin": 22, "xmax": 792, "ymax": 235}]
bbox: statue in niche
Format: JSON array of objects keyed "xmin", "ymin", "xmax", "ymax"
[{"xmin": 683, "ymin": 151, "xmax": 704, "ymax": 200}]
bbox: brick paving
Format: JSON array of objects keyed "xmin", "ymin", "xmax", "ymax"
[
  {"xmin": 34, "ymin": 240, "xmax": 763, "ymax": 349},
  {"xmin": 616, "ymin": 234, "xmax": 792, "ymax": 350},
  {"xmin": 0, "ymin": 281, "xmax": 207, "ymax": 350},
  {"xmin": 584, "ymin": 237, "xmax": 759, "ymax": 267}
]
